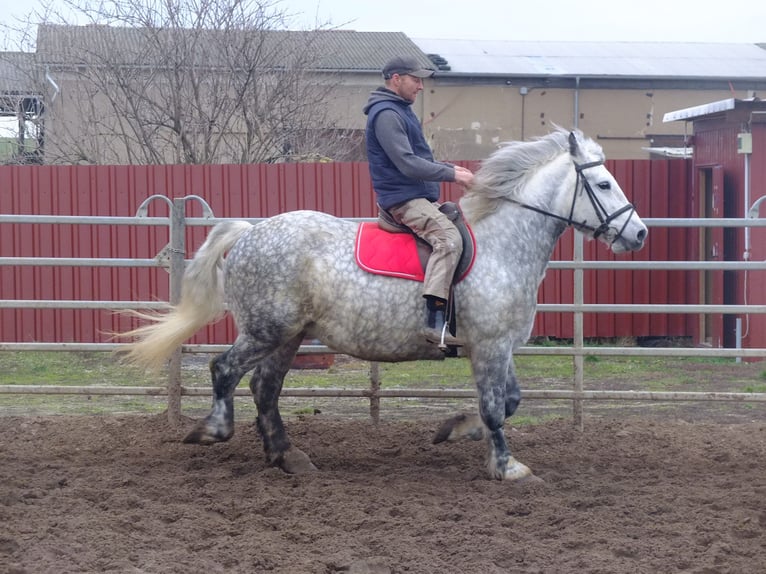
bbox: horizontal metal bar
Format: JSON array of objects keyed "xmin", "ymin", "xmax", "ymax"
[
  {"xmin": 0, "ymin": 258, "xmax": 162, "ymax": 267},
  {"xmin": 0, "ymin": 343, "xmax": 123, "ymax": 352},
  {"xmin": 521, "ymin": 390, "xmax": 766, "ymax": 402},
  {"xmin": 516, "ymin": 346, "xmax": 766, "ymax": 358},
  {"xmin": 1, "ymin": 385, "xmax": 764, "ymax": 403},
  {"xmin": 2, "ymin": 342, "xmax": 762, "ymax": 359},
  {"xmin": 548, "ymin": 260, "xmax": 766, "ymax": 270},
  {"xmin": 0, "ymin": 215, "xmax": 170, "ymax": 225},
  {"xmin": 0, "ymin": 300, "xmax": 170, "ymax": 310},
  {"xmin": 181, "ymin": 344, "xmax": 336, "ymax": 355},
  {"xmin": 0, "ymin": 342, "xmax": 339, "ymax": 354},
  {"xmin": 373, "ymin": 389, "xmax": 766, "ymax": 402},
  {"xmin": 3, "ymin": 214, "xmax": 765, "ymax": 225},
  {"xmin": 643, "ymin": 218, "xmax": 766, "ymax": 228},
  {"xmin": 2, "ymin": 258, "xmax": 764, "ymax": 271},
  {"xmin": 187, "ymin": 344, "xmax": 766, "ymax": 359},
  {"xmin": 3, "ymin": 301, "xmax": 764, "ymax": 315},
  {"xmin": 535, "ymin": 304, "xmax": 766, "ymax": 314},
  {"xmin": 2, "ymin": 214, "xmax": 765, "ymax": 228},
  {"xmin": 341, "ymin": 218, "xmax": 766, "ymax": 228}
]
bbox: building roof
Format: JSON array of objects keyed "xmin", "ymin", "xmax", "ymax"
[
  {"xmin": 35, "ymin": 25, "xmax": 432, "ymax": 73},
  {"xmin": 0, "ymin": 52, "xmax": 38, "ymax": 94},
  {"xmin": 413, "ymin": 38, "xmax": 766, "ymax": 79},
  {"xmin": 11, "ymin": 26, "xmax": 766, "ymax": 83},
  {"xmin": 663, "ymin": 97, "xmax": 766, "ymax": 122}
]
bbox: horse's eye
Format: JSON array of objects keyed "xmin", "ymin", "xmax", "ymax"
[{"xmin": 597, "ymin": 181, "xmax": 611, "ymax": 190}]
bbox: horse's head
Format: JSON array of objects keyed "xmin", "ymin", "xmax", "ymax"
[
  {"xmin": 565, "ymin": 130, "xmax": 648, "ymax": 254},
  {"xmin": 462, "ymin": 128, "xmax": 648, "ymax": 253}
]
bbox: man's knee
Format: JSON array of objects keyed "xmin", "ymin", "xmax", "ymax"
[{"xmin": 444, "ymin": 226, "xmax": 463, "ymax": 256}]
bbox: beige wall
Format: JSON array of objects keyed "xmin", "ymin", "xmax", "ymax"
[
  {"xmin": 41, "ymin": 66, "xmax": 756, "ymax": 163},
  {"xmin": 415, "ymin": 82, "xmax": 753, "ymax": 161},
  {"xmin": 327, "ymin": 77, "xmax": 745, "ymax": 162}
]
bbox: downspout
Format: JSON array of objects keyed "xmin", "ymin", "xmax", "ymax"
[
  {"xmin": 45, "ymin": 67, "xmax": 60, "ymax": 104},
  {"xmin": 519, "ymin": 85, "xmax": 528, "ymax": 140},
  {"xmin": 744, "ymin": 111, "xmax": 766, "ymax": 259},
  {"xmin": 573, "ymin": 76, "xmax": 580, "ymax": 130},
  {"xmin": 743, "ymin": 149, "xmax": 751, "ymax": 261}
]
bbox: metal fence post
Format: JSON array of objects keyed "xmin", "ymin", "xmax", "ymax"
[
  {"xmin": 573, "ymin": 232, "xmax": 585, "ymax": 431},
  {"xmin": 166, "ymin": 198, "xmax": 187, "ymax": 424},
  {"xmin": 369, "ymin": 362, "xmax": 381, "ymax": 423}
]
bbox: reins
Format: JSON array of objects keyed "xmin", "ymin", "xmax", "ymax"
[{"xmin": 512, "ymin": 159, "xmax": 636, "ymax": 244}]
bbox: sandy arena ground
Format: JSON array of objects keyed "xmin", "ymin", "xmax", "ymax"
[{"xmin": 2, "ymin": 408, "xmax": 765, "ymax": 573}]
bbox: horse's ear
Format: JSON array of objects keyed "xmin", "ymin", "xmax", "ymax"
[{"xmin": 568, "ymin": 131, "xmax": 579, "ymax": 156}]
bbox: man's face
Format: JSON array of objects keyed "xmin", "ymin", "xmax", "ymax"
[{"xmin": 389, "ymin": 73, "xmax": 425, "ymax": 103}]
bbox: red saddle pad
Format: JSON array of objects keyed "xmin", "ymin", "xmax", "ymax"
[{"xmin": 354, "ymin": 222, "xmax": 426, "ymax": 281}]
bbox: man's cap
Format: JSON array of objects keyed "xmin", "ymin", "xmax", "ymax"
[{"xmin": 382, "ymin": 56, "xmax": 435, "ymax": 79}]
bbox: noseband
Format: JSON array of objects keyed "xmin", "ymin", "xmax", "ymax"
[{"xmin": 515, "ymin": 160, "xmax": 636, "ymax": 244}]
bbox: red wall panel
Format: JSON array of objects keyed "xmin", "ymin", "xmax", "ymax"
[{"xmin": 1, "ymin": 160, "xmax": 694, "ymax": 343}]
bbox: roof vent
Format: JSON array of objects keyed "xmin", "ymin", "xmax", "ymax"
[{"xmin": 427, "ymin": 53, "xmax": 451, "ymax": 71}]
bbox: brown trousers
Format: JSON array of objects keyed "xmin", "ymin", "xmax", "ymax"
[{"xmin": 388, "ymin": 198, "xmax": 463, "ymax": 302}]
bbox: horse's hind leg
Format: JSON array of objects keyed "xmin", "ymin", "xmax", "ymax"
[
  {"xmin": 184, "ymin": 334, "xmax": 272, "ymax": 445},
  {"xmin": 249, "ymin": 334, "xmax": 317, "ymax": 474}
]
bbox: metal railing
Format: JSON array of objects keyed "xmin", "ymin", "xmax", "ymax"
[{"xmin": 2, "ymin": 197, "xmax": 766, "ymax": 426}]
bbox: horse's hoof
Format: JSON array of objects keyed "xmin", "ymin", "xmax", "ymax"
[
  {"xmin": 432, "ymin": 413, "xmax": 484, "ymax": 444},
  {"xmin": 503, "ymin": 457, "xmax": 543, "ymax": 484},
  {"xmin": 277, "ymin": 447, "xmax": 318, "ymax": 474},
  {"xmin": 182, "ymin": 421, "xmax": 233, "ymax": 445}
]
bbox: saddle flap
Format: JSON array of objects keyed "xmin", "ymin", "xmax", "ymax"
[
  {"xmin": 355, "ymin": 223, "xmax": 426, "ymax": 281},
  {"xmin": 355, "ymin": 202, "xmax": 476, "ymax": 283}
]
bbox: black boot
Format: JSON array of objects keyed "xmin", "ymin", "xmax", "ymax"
[{"xmin": 424, "ymin": 298, "xmax": 462, "ymax": 348}]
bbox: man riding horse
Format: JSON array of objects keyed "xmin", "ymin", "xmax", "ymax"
[{"xmin": 363, "ymin": 55, "xmax": 475, "ymax": 347}]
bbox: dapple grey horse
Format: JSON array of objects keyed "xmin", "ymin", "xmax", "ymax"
[{"xmin": 121, "ymin": 128, "xmax": 647, "ymax": 481}]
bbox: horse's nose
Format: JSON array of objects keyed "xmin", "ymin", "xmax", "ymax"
[{"xmin": 637, "ymin": 227, "xmax": 648, "ymax": 243}]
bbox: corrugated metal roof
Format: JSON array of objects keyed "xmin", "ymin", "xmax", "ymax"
[
  {"xmin": 27, "ymin": 26, "xmax": 766, "ymax": 79},
  {"xmin": 308, "ymin": 31, "xmax": 433, "ymax": 72},
  {"xmin": 663, "ymin": 97, "xmax": 766, "ymax": 122},
  {"xmin": 35, "ymin": 25, "xmax": 432, "ymax": 73},
  {"xmin": 0, "ymin": 52, "xmax": 38, "ymax": 93},
  {"xmin": 663, "ymin": 98, "xmax": 737, "ymax": 122},
  {"xmin": 413, "ymin": 38, "xmax": 766, "ymax": 79}
]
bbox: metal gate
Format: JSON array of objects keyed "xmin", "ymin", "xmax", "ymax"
[{"xmin": 2, "ymin": 200, "xmax": 766, "ymax": 428}]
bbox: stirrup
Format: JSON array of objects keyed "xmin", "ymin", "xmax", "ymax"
[
  {"xmin": 425, "ymin": 322, "xmax": 463, "ymax": 349},
  {"xmin": 437, "ymin": 322, "xmax": 451, "ymax": 350}
]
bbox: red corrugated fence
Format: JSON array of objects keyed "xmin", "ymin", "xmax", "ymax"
[{"xmin": 0, "ymin": 160, "xmax": 694, "ymax": 343}]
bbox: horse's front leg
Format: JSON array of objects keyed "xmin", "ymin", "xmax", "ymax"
[
  {"xmin": 432, "ymin": 359, "xmax": 521, "ymax": 444},
  {"xmin": 471, "ymin": 346, "xmax": 539, "ymax": 482},
  {"xmin": 477, "ymin": 356, "xmax": 542, "ymax": 482}
]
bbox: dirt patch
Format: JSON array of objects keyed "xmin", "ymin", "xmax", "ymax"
[{"xmin": 2, "ymin": 411, "xmax": 765, "ymax": 574}]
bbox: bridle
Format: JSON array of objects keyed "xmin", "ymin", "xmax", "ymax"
[{"xmin": 513, "ymin": 159, "xmax": 636, "ymax": 243}]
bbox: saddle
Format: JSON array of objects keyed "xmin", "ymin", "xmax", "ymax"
[{"xmin": 354, "ymin": 202, "xmax": 476, "ymax": 283}]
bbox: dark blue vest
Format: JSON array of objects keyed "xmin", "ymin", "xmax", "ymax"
[{"xmin": 365, "ymin": 101, "xmax": 441, "ymax": 210}]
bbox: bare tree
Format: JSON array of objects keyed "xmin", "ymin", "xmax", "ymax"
[
  {"xmin": 0, "ymin": 46, "xmax": 45, "ymax": 164},
  {"xmin": 2, "ymin": 0, "xmax": 362, "ymax": 164}
]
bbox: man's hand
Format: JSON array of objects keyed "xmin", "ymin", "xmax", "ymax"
[{"xmin": 453, "ymin": 166, "xmax": 475, "ymax": 188}]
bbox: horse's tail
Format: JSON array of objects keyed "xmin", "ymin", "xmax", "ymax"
[{"xmin": 118, "ymin": 220, "xmax": 253, "ymax": 371}]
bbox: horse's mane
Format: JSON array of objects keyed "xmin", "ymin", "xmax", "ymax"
[{"xmin": 460, "ymin": 127, "xmax": 603, "ymax": 223}]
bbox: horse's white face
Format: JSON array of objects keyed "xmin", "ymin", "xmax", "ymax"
[{"xmin": 566, "ymin": 138, "xmax": 647, "ymax": 254}]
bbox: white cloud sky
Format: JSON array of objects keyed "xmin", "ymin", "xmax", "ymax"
[
  {"xmin": 1, "ymin": 0, "xmax": 764, "ymax": 44},
  {"xmin": 284, "ymin": 0, "xmax": 766, "ymax": 43}
]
